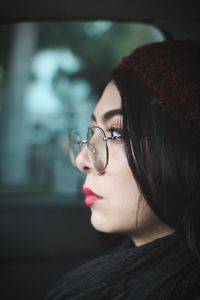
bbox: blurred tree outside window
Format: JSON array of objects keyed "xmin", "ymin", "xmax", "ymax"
[{"xmin": 0, "ymin": 21, "xmax": 165, "ymax": 203}]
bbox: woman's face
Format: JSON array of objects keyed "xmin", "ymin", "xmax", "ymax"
[{"xmin": 76, "ymin": 82, "xmax": 174, "ymax": 245}]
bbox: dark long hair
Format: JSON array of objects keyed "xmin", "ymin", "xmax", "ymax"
[{"xmin": 112, "ymin": 69, "xmax": 200, "ymax": 258}]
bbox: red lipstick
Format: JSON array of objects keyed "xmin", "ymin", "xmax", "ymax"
[{"xmin": 83, "ymin": 187, "xmax": 103, "ymax": 207}]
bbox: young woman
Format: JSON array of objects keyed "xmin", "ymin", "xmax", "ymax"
[{"xmin": 45, "ymin": 39, "xmax": 200, "ymax": 299}]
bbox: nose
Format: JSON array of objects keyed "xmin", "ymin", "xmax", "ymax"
[{"xmin": 75, "ymin": 145, "xmax": 93, "ymax": 174}]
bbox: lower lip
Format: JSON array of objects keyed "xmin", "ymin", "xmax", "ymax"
[{"xmin": 85, "ymin": 195, "xmax": 102, "ymax": 207}]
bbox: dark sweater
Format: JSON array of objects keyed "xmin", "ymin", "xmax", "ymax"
[{"xmin": 45, "ymin": 232, "xmax": 200, "ymax": 300}]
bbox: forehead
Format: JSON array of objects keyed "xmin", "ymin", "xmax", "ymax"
[{"xmin": 94, "ymin": 82, "xmax": 121, "ymax": 119}]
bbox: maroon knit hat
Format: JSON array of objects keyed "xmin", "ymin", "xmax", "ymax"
[{"xmin": 115, "ymin": 39, "xmax": 200, "ymax": 138}]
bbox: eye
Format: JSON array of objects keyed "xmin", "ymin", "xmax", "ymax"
[{"xmin": 108, "ymin": 127, "xmax": 123, "ymax": 139}]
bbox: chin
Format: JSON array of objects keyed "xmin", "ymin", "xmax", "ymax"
[
  {"xmin": 90, "ymin": 215, "xmax": 126, "ymax": 235},
  {"xmin": 90, "ymin": 214, "xmax": 114, "ymax": 233}
]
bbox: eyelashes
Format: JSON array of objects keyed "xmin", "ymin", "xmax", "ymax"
[{"xmin": 107, "ymin": 127, "xmax": 123, "ymax": 138}]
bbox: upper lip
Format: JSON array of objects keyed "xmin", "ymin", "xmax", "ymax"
[{"xmin": 83, "ymin": 187, "xmax": 102, "ymax": 198}]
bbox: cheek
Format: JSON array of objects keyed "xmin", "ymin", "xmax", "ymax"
[
  {"xmin": 106, "ymin": 145, "xmax": 140, "ymax": 208},
  {"xmin": 113, "ymin": 170, "xmax": 141, "ymax": 221},
  {"xmin": 112, "ymin": 170, "xmax": 158, "ymax": 234},
  {"xmin": 108, "ymin": 147, "xmax": 137, "ymax": 193},
  {"xmin": 115, "ymin": 170, "xmax": 140, "ymax": 206},
  {"xmin": 101, "ymin": 166, "xmax": 141, "ymax": 231},
  {"xmin": 107, "ymin": 144, "xmax": 130, "ymax": 177}
]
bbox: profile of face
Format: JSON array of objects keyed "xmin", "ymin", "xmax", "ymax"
[{"xmin": 76, "ymin": 82, "xmax": 174, "ymax": 246}]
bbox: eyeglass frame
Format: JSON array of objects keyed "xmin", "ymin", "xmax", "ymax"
[{"xmin": 68, "ymin": 125, "xmax": 124, "ymax": 172}]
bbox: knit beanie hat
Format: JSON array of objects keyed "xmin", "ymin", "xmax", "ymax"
[{"xmin": 115, "ymin": 39, "xmax": 200, "ymax": 139}]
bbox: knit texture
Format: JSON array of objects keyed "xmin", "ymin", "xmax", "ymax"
[
  {"xmin": 116, "ymin": 40, "xmax": 200, "ymax": 138},
  {"xmin": 45, "ymin": 232, "xmax": 200, "ymax": 300}
]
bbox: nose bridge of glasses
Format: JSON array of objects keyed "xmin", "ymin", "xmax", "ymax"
[
  {"xmin": 78, "ymin": 138, "xmax": 89, "ymax": 152},
  {"xmin": 80, "ymin": 138, "xmax": 88, "ymax": 144}
]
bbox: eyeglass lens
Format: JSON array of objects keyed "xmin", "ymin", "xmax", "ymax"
[
  {"xmin": 87, "ymin": 127, "xmax": 107, "ymax": 172},
  {"xmin": 69, "ymin": 127, "xmax": 108, "ymax": 172},
  {"xmin": 69, "ymin": 131, "xmax": 82, "ymax": 166}
]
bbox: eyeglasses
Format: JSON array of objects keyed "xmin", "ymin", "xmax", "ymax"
[{"xmin": 68, "ymin": 126, "xmax": 124, "ymax": 173}]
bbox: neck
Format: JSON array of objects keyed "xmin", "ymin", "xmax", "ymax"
[{"xmin": 130, "ymin": 224, "xmax": 175, "ymax": 247}]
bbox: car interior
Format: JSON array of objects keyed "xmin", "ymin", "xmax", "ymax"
[{"xmin": 0, "ymin": 1, "xmax": 199, "ymax": 299}]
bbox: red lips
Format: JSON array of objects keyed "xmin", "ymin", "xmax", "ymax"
[{"xmin": 83, "ymin": 187, "xmax": 103, "ymax": 207}]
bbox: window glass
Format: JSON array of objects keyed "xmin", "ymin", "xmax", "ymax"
[{"xmin": 0, "ymin": 21, "xmax": 165, "ymax": 202}]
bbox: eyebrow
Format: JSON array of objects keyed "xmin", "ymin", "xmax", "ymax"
[{"xmin": 92, "ymin": 109, "xmax": 123, "ymax": 124}]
